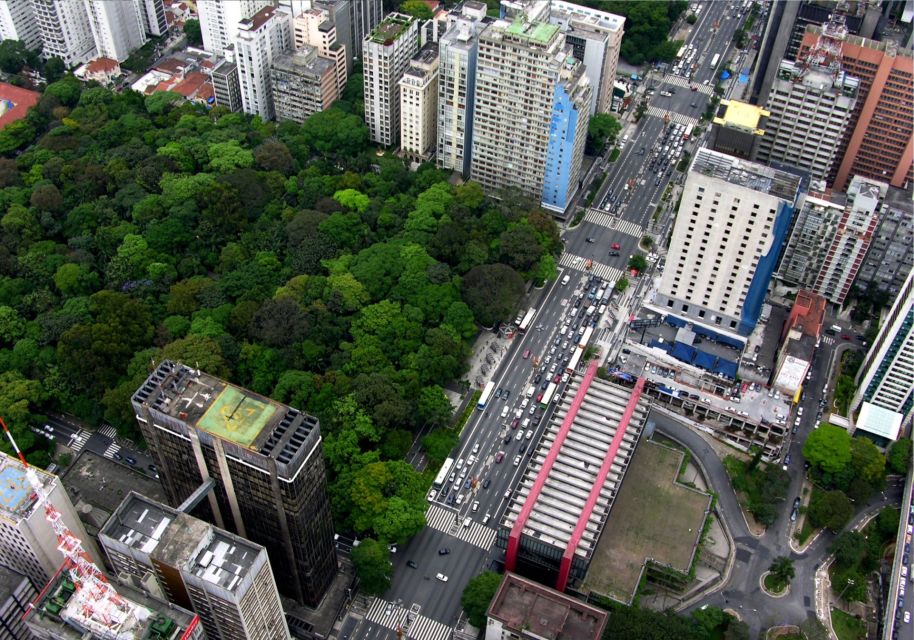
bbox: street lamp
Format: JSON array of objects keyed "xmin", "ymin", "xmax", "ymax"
[{"xmin": 837, "ymin": 578, "xmax": 855, "ymax": 602}]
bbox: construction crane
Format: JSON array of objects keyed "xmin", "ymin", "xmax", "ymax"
[{"xmin": 0, "ymin": 416, "xmax": 147, "ymax": 638}]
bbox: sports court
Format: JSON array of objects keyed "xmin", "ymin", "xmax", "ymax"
[{"xmin": 198, "ymin": 386, "xmax": 275, "ymax": 448}]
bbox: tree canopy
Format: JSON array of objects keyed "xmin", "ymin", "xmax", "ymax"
[
  {"xmin": 350, "ymin": 538, "xmax": 391, "ymax": 596},
  {"xmin": 461, "ymin": 571, "xmax": 503, "ymax": 628}
]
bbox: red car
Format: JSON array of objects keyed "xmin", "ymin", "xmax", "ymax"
[
  {"xmin": 523, "ymin": 349, "xmax": 530, "ymax": 359},
  {"xmin": 511, "ymin": 418, "xmax": 519, "ymax": 429},
  {"xmin": 553, "ymin": 374, "xmax": 561, "ymax": 383},
  {"xmin": 495, "ymin": 451, "xmax": 505, "ymax": 463},
  {"xmin": 841, "ymin": 334, "xmax": 851, "ymax": 340},
  {"xmin": 611, "ymin": 242, "xmax": 621, "ymax": 250}
]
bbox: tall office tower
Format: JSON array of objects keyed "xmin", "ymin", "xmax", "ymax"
[
  {"xmin": 811, "ymin": 175, "xmax": 886, "ymax": 305},
  {"xmin": 0, "ymin": 452, "xmax": 104, "ymax": 588},
  {"xmin": 294, "ymin": 8, "xmax": 348, "ymax": 96},
  {"xmin": 211, "ymin": 57, "xmax": 243, "ymax": 112},
  {"xmin": 271, "ymin": 47, "xmax": 340, "ymax": 123},
  {"xmin": 710, "ymin": 99, "xmax": 768, "ymax": 160},
  {"xmin": 363, "ymin": 13, "xmax": 419, "ymax": 147},
  {"xmin": 754, "ymin": 18, "xmax": 858, "ymax": 181},
  {"xmin": 30, "ymin": 0, "xmax": 96, "ymax": 66},
  {"xmin": 798, "ymin": 26, "xmax": 914, "ymax": 191},
  {"xmin": 348, "ymin": 0, "xmax": 383, "ymax": 59},
  {"xmin": 777, "ymin": 190, "xmax": 846, "ymax": 292},
  {"xmin": 856, "ymin": 187, "xmax": 914, "ymax": 300},
  {"xmin": 399, "ymin": 44, "xmax": 439, "ymax": 161},
  {"xmin": 132, "ymin": 361, "xmax": 337, "ymax": 607},
  {"xmin": 656, "ymin": 149, "xmax": 804, "ymax": 338},
  {"xmin": 197, "ymin": 0, "xmax": 272, "ymax": 54},
  {"xmin": 470, "ymin": 18, "xmax": 591, "ymax": 217},
  {"xmin": 313, "ymin": 0, "xmax": 353, "ymax": 72},
  {"xmin": 236, "ymin": 6, "xmax": 293, "ymax": 121},
  {"xmin": 851, "ymin": 266, "xmax": 914, "ymax": 432},
  {"xmin": 0, "ymin": 1, "xmax": 40, "ymax": 50},
  {"xmin": 0, "ymin": 565, "xmax": 38, "ymax": 640},
  {"xmin": 137, "ymin": 0, "xmax": 167, "ymax": 37},
  {"xmin": 100, "ymin": 492, "xmax": 290, "ymax": 640},
  {"xmin": 84, "ymin": 0, "xmax": 147, "ymax": 63},
  {"xmin": 548, "ymin": 1, "xmax": 624, "ymax": 114},
  {"xmin": 436, "ymin": 2, "xmax": 487, "ymax": 177}
]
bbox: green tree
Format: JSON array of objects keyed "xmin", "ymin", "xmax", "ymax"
[
  {"xmin": 615, "ymin": 277, "xmax": 629, "ymax": 292},
  {"xmin": 460, "ymin": 264, "xmax": 525, "ymax": 328},
  {"xmin": 887, "ymin": 437, "xmax": 912, "ymax": 475},
  {"xmin": 301, "ymin": 108, "xmax": 369, "ymax": 158},
  {"xmin": 183, "ymin": 19, "xmax": 203, "ymax": 46},
  {"xmin": 628, "ymin": 254, "xmax": 648, "ymax": 272},
  {"xmin": 829, "ymin": 530, "xmax": 867, "ymax": 569},
  {"xmin": 687, "ymin": 13, "xmax": 698, "ymax": 24},
  {"xmin": 42, "ymin": 57, "xmax": 66, "ymax": 83},
  {"xmin": 768, "ymin": 555, "xmax": 795, "ymax": 586},
  {"xmin": 417, "ymin": 385, "xmax": 453, "ymax": 427},
  {"xmin": 832, "ymin": 567, "xmax": 867, "ymax": 602},
  {"xmin": 586, "ymin": 113, "xmax": 622, "ymax": 155},
  {"xmin": 351, "ymin": 538, "xmax": 391, "ymax": 596},
  {"xmin": 461, "ymin": 572, "xmax": 503, "ymax": 628},
  {"xmin": 807, "ymin": 489, "xmax": 853, "ymax": 531},
  {"xmin": 400, "ymin": 0, "xmax": 433, "ymax": 19},
  {"xmin": 803, "ymin": 423, "xmax": 851, "ymax": 475},
  {"xmin": 421, "ymin": 428, "xmax": 458, "ymax": 467},
  {"xmin": 0, "ymin": 40, "xmax": 39, "ymax": 74}
]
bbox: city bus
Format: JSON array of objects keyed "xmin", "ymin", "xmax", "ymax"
[
  {"xmin": 517, "ymin": 307, "xmax": 537, "ymax": 333},
  {"xmin": 683, "ymin": 123, "xmax": 694, "ymax": 140},
  {"xmin": 676, "ymin": 44, "xmax": 687, "ymax": 59},
  {"xmin": 579, "ymin": 326, "xmax": 593, "ymax": 349},
  {"xmin": 566, "ymin": 347, "xmax": 583, "ymax": 374},
  {"xmin": 433, "ymin": 458, "xmax": 454, "ymax": 489},
  {"xmin": 478, "ymin": 381, "xmax": 496, "ymax": 410},
  {"xmin": 710, "ymin": 53, "xmax": 721, "ymax": 68},
  {"xmin": 540, "ymin": 382, "xmax": 558, "ymax": 408}
]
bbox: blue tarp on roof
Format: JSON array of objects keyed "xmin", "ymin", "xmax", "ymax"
[
  {"xmin": 671, "ymin": 342, "xmax": 697, "ymax": 363},
  {"xmin": 666, "ymin": 315, "xmax": 687, "ymax": 328},
  {"xmin": 649, "ymin": 339, "xmax": 672, "ymax": 353},
  {"xmin": 691, "ymin": 324, "xmax": 744, "ymax": 349},
  {"xmin": 694, "ymin": 350, "xmax": 717, "ymax": 371},
  {"xmin": 715, "ymin": 358, "xmax": 739, "ymax": 379}
]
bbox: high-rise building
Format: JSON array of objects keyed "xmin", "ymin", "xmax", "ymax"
[
  {"xmin": 197, "ymin": 0, "xmax": 272, "ymax": 54},
  {"xmin": 31, "ymin": 0, "xmax": 96, "ymax": 66},
  {"xmin": 777, "ymin": 190, "xmax": 846, "ymax": 291},
  {"xmin": 84, "ymin": 0, "xmax": 148, "ymax": 63},
  {"xmin": 137, "ymin": 0, "xmax": 167, "ymax": 37},
  {"xmin": 348, "ymin": 0, "xmax": 383, "ymax": 60},
  {"xmin": 363, "ymin": 13, "xmax": 419, "ymax": 147},
  {"xmin": 811, "ymin": 175, "xmax": 886, "ymax": 305},
  {"xmin": 0, "ymin": 452, "xmax": 103, "ymax": 589},
  {"xmin": 211, "ymin": 57, "xmax": 243, "ymax": 112},
  {"xmin": 710, "ymin": 99, "xmax": 768, "ymax": 160},
  {"xmin": 798, "ymin": 26, "xmax": 914, "ymax": 191},
  {"xmin": 470, "ymin": 17, "xmax": 590, "ymax": 217},
  {"xmin": 851, "ymin": 266, "xmax": 914, "ymax": 432},
  {"xmin": 436, "ymin": 2, "xmax": 487, "ymax": 177},
  {"xmin": 132, "ymin": 361, "xmax": 337, "ymax": 607},
  {"xmin": 293, "ymin": 8, "xmax": 348, "ymax": 96},
  {"xmin": 0, "ymin": 1, "xmax": 40, "ymax": 50},
  {"xmin": 100, "ymin": 492, "xmax": 290, "ymax": 640},
  {"xmin": 0, "ymin": 565, "xmax": 38, "ymax": 640},
  {"xmin": 855, "ymin": 187, "xmax": 914, "ymax": 301},
  {"xmin": 271, "ymin": 47, "xmax": 340, "ymax": 123},
  {"xmin": 236, "ymin": 6, "xmax": 293, "ymax": 121},
  {"xmin": 399, "ymin": 44, "xmax": 439, "ymax": 162},
  {"xmin": 313, "ymin": 0, "xmax": 353, "ymax": 71},
  {"xmin": 656, "ymin": 149, "xmax": 805, "ymax": 338}
]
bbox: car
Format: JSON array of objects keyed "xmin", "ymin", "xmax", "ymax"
[
  {"xmin": 561, "ymin": 373, "xmax": 570, "ymax": 383},
  {"xmin": 608, "ymin": 250, "xmax": 620, "ymax": 257},
  {"xmin": 549, "ymin": 363, "xmax": 557, "ymax": 373},
  {"xmin": 523, "ymin": 349, "xmax": 531, "ymax": 359},
  {"xmin": 148, "ymin": 464, "xmax": 158, "ymax": 473},
  {"xmin": 585, "ymin": 237, "xmax": 595, "ymax": 243},
  {"xmin": 407, "ymin": 560, "xmax": 418, "ymax": 569},
  {"xmin": 495, "ymin": 387, "xmax": 503, "ymax": 399},
  {"xmin": 482, "ymin": 512, "xmax": 491, "ymax": 525},
  {"xmin": 503, "ymin": 435, "xmax": 512, "ymax": 444},
  {"xmin": 472, "ymin": 500, "xmax": 479, "ymax": 512},
  {"xmin": 435, "ymin": 573, "xmax": 449, "ymax": 582},
  {"xmin": 690, "ymin": 102, "xmax": 698, "ymax": 108},
  {"xmin": 464, "ymin": 477, "xmax": 471, "ymax": 489},
  {"xmin": 438, "ymin": 547, "xmax": 451, "ymax": 556},
  {"xmin": 503, "ymin": 390, "xmax": 510, "ymax": 401},
  {"xmin": 113, "ymin": 452, "xmax": 123, "ymax": 461},
  {"xmin": 446, "ymin": 494, "xmax": 455, "ymax": 505},
  {"xmin": 511, "ymin": 418, "xmax": 519, "ymax": 429},
  {"xmin": 784, "ymin": 454, "xmax": 792, "ymax": 466},
  {"xmin": 841, "ymin": 334, "xmax": 851, "ymax": 340},
  {"xmin": 495, "ymin": 451, "xmax": 505, "ymax": 463},
  {"xmin": 513, "ymin": 455, "xmax": 522, "ymax": 466},
  {"xmin": 797, "ymin": 407, "xmax": 804, "ymax": 416},
  {"xmin": 456, "ymin": 494, "xmax": 464, "ymax": 505},
  {"xmin": 515, "ymin": 431, "xmax": 523, "ymax": 441},
  {"xmin": 448, "ymin": 472, "xmax": 456, "ymax": 483},
  {"xmin": 519, "ymin": 442, "xmax": 527, "ymax": 453},
  {"xmin": 529, "ymin": 405, "xmax": 536, "ymax": 416},
  {"xmin": 540, "ymin": 380, "xmax": 549, "ymax": 390},
  {"xmin": 483, "ymin": 478, "xmax": 491, "ymax": 489},
  {"xmin": 533, "ymin": 373, "xmax": 542, "ymax": 384},
  {"xmin": 554, "ymin": 336, "xmax": 561, "ymax": 346},
  {"xmin": 456, "ymin": 458, "xmax": 464, "ymax": 469},
  {"xmin": 553, "ymin": 374, "xmax": 561, "ymax": 383},
  {"xmin": 611, "ymin": 242, "xmax": 621, "ymax": 250},
  {"xmin": 906, "ymin": 612, "xmax": 911, "ymax": 624},
  {"xmin": 472, "ymin": 443, "xmax": 480, "ymax": 454},
  {"xmin": 504, "ymin": 489, "xmax": 512, "ymax": 500},
  {"xmin": 468, "ymin": 455, "xmax": 476, "ymax": 466}
]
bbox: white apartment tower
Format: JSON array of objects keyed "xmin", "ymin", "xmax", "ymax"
[
  {"xmin": 294, "ymin": 8, "xmax": 348, "ymax": 96},
  {"xmin": 197, "ymin": 0, "xmax": 272, "ymax": 54},
  {"xmin": 236, "ymin": 6, "xmax": 293, "ymax": 121},
  {"xmin": 31, "ymin": 0, "xmax": 96, "ymax": 66},
  {"xmin": 363, "ymin": 13, "xmax": 419, "ymax": 146},
  {"xmin": 0, "ymin": 452, "xmax": 103, "ymax": 589},
  {"xmin": 812, "ymin": 175, "xmax": 886, "ymax": 305},
  {"xmin": 657, "ymin": 149, "xmax": 804, "ymax": 337},
  {"xmin": 436, "ymin": 1, "xmax": 487, "ymax": 177},
  {"xmin": 851, "ymin": 267, "xmax": 914, "ymax": 430},
  {"xmin": 84, "ymin": 0, "xmax": 147, "ymax": 63},
  {"xmin": 399, "ymin": 45, "xmax": 439, "ymax": 161},
  {"xmin": 0, "ymin": 1, "xmax": 40, "ymax": 50},
  {"xmin": 137, "ymin": 0, "xmax": 168, "ymax": 37},
  {"xmin": 100, "ymin": 492, "xmax": 290, "ymax": 640}
]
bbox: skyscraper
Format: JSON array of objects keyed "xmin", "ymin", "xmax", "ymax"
[
  {"xmin": 0, "ymin": 452, "xmax": 103, "ymax": 589},
  {"xmin": 100, "ymin": 492, "xmax": 290, "ymax": 640},
  {"xmin": 363, "ymin": 13, "xmax": 419, "ymax": 147},
  {"xmin": 399, "ymin": 44, "xmax": 439, "ymax": 162},
  {"xmin": 132, "ymin": 361, "xmax": 337, "ymax": 607},
  {"xmin": 84, "ymin": 0, "xmax": 148, "ymax": 63},
  {"xmin": 348, "ymin": 0, "xmax": 383, "ymax": 60},
  {"xmin": 197, "ymin": 0, "xmax": 272, "ymax": 54},
  {"xmin": 0, "ymin": 1, "xmax": 40, "ymax": 50},
  {"xmin": 656, "ymin": 149, "xmax": 804, "ymax": 337},
  {"xmin": 30, "ymin": 0, "xmax": 96, "ymax": 66},
  {"xmin": 236, "ymin": 6, "xmax": 293, "ymax": 121},
  {"xmin": 137, "ymin": 0, "xmax": 167, "ymax": 37}
]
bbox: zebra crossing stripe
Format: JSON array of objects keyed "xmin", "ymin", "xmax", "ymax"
[
  {"xmin": 408, "ymin": 614, "xmax": 452, "ymax": 640},
  {"xmin": 424, "ymin": 504, "xmax": 496, "ymax": 550},
  {"xmin": 645, "ymin": 105, "xmax": 699, "ymax": 127}
]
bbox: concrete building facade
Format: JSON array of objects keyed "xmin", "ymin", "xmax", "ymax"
[
  {"xmin": 236, "ymin": 6, "xmax": 293, "ymax": 121},
  {"xmin": 85, "ymin": 0, "xmax": 147, "ymax": 63},
  {"xmin": 856, "ymin": 187, "xmax": 914, "ymax": 301},
  {"xmin": 271, "ymin": 47, "xmax": 339, "ymax": 123},
  {"xmin": 211, "ymin": 57, "xmax": 242, "ymax": 112},
  {"xmin": 777, "ymin": 191, "xmax": 845, "ymax": 291},
  {"xmin": 363, "ymin": 13, "xmax": 418, "ymax": 147},
  {"xmin": 0, "ymin": 566, "xmax": 38, "ymax": 640},
  {"xmin": 0, "ymin": 1, "xmax": 40, "ymax": 50},
  {"xmin": 132, "ymin": 361, "xmax": 338, "ymax": 607},
  {"xmin": 347, "ymin": 0, "xmax": 383, "ymax": 60},
  {"xmin": 399, "ymin": 44, "xmax": 439, "ymax": 161},
  {"xmin": 197, "ymin": 0, "xmax": 272, "ymax": 54},
  {"xmin": 710, "ymin": 99, "xmax": 768, "ymax": 160},
  {"xmin": 293, "ymin": 8, "xmax": 348, "ymax": 95},
  {"xmin": 656, "ymin": 149, "xmax": 805, "ymax": 338},
  {"xmin": 31, "ymin": 0, "xmax": 96, "ymax": 66},
  {"xmin": 137, "ymin": 0, "xmax": 167, "ymax": 37}
]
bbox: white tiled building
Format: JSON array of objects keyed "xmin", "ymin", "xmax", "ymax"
[
  {"xmin": 236, "ymin": 5, "xmax": 293, "ymax": 121},
  {"xmin": 363, "ymin": 13, "xmax": 418, "ymax": 146},
  {"xmin": 85, "ymin": 0, "xmax": 147, "ymax": 63},
  {"xmin": 31, "ymin": 0, "xmax": 96, "ymax": 66},
  {"xmin": 197, "ymin": 0, "xmax": 271, "ymax": 54},
  {"xmin": 399, "ymin": 44, "xmax": 439, "ymax": 161}
]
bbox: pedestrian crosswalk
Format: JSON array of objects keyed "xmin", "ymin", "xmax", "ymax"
[
  {"xmin": 98, "ymin": 423, "xmax": 117, "ymax": 439},
  {"xmin": 68, "ymin": 430, "xmax": 89, "ymax": 453},
  {"xmin": 425, "ymin": 504, "xmax": 496, "ymax": 550},
  {"xmin": 365, "ymin": 598, "xmax": 453, "ymax": 640},
  {"xmin": 645, "ymin": 105, "xmax": 700, "ymax": 127},
  {"xmin": 661, "ymin": 74, "xmax": 714, "ymax": 95},
  {"xmin": 558, "ymin": 253, "xmax": 625, "ymax": 284},
  {"xmin": 583, "ymin": 209, "xmax": 643, "ymax": 237},
  {"xmin": 103, "ymin": 442, "xmax": 121, "ymax": 460},
  {"xmin": 819, "ymin": 335, "xmax": 834, "ymax": 346}
]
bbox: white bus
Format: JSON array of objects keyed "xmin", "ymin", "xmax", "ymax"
[
  {"xmin": 676, "ymin": 44, "xmax": 687, "ymax": 59},
  {"xmin": 540, "ymin": 382, "xmax": 558, "ymax": 408},
  {"xmin": 683, "ymin": 123, "xmax": 694, "ymax": 140},
  {"xmin": 710, "ymin": 53, "xmax": 721, "ymax": 68},
  {"xmin": 433, "ymin": 458, "xmax": 454, "ymax": 488},
  {"xmin": 579, "ymin": 326, "xmax": 593, "ymax": 349},
  {"xmin": 566, "ymin": 347, "xmax": 583, "ymax": 374},
  {"xmin": 518, "ymin": 307, "xmax": 536, "ymax": 333},
  {"xmin": 478, "ymin": 381, "xmax": 496, "ymax": 410}
]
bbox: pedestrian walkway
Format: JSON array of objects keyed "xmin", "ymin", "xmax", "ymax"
[
  {"xmin": 661, "ymin": 73, "xmax": 714, "ymax": 95},
  {"xmin": 820, "ymin": 335, "xmax": 834, "ymax": 346},
  {"xmin": 645, "ymin": 105, "xmax": 700, "ymax": 127},
  {"xmin": 583, "ymin": 209, "xmax": 643, "ymax": 237},
  {"xmin": 68, "ymin": 430, "xmax": 90, "ymax": 453},
  {"xmin": 558, "ymin": 253, "xmax": 625, "ymax": 284},
  {"xmin": 98, "ymin": 423, "xmax": 117, "ymax": 439},
  {"xmin": 103, "ymin": 442, "xmax": 120, "ymax": 460},
  {"xmin": 425, "ymin": 504, "xmax": 496, "ymax": 550},
  {"xmin": 365, "ymin": 598, "xmax": 453, "ymax": 640}
]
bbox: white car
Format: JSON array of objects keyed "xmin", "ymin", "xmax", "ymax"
[
  {"xmin": 513, "ymin": 455, "xmax": 521, "ymax": 466},
  {"xmin": 472, "ymin": 500, "xmax": 479, "ymax": 512},
  {"xmin": 905, "ymin": 611, "xmax": 911, "ymax": 624},
  {"xmin": 436, "ymin": 573, "xmax": 449, "ymax": 582},
  {"xmin": 467, "ymin": 455, "xmax": 476, "ymax": 466},
  {"xmin": 456, "ymin": 494, "xmax": 464, "ymax": 506},
  {"xmin": 472, "ymin": 443, "xmax": 480, "ymax": 454}
]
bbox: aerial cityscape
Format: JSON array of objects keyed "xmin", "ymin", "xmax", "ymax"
[{"xmin": 0, "ymin": 0, "xmax": 910, "ymax": 639}]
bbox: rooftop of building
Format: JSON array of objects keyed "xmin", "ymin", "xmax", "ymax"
[
  {"xmin": 856, "ymin": 402, "xmax": 904, "ymax": 442},
  {"xmin": 713, "ymin": 99, "xmax": 768, "ymax": 134},
  {"xmin": 487, "ymin": 573, "xmax": 607, "ymax": 640},
  {"xmin": 805, "ymin": 23, "xmax": 913, "ymax": 57},
  {"xmin": 690, "ymin": 148, "xmax": 804, "ymax": 202},
  {"xmin": 412, "ymin": 42, "xmax": 440, "ymax": 66},
  {"xmin": 272, "ymin": 48, "xmax": 335, "ymax": 77},
  {"xmin": 0, "ymin": 82, "xmax": 40, "ymax": 130},
  {"xmin": 776, "ymin": 58, "xmax": 859, "ymax": 95},
  {"xmin": 367, "ymin": 12, "xmax": 415, "ymax": 44},
  {"xmin": 240, "ymin": 5, "xmax": 280, "ymax": 32},
  {"xmin": 133, "ymin": 361, "xmax": 320, "ymax": 469},
  {"xmin": 883, "ymin": 185, "xmax": 914, "ymax": 212},
  {"xmin": 86, "ymin": 57, "xmax": 120, "ymax": 74},
  {"xmin": 26, "ymin": 560, "xmax": 199, "ymax": 640},
  {"xmin": 501, "ymin": 364, "xmax": 648, "ymax": 562},
  {"xmin": 504, "ymin": 18, "xmax": 560, "ymax": 44},
  {"xmin": 0, "ymin": 452, "xmax": 55, "ymax": 522},
  {"xmin": 551, "ymin": 0, "xmax": 625, "ymax": 31},
  {"xmin": 788, "ymin": 290, "xmax": 826, "ymax": 338}
]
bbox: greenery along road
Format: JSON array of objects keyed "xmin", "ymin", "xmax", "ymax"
[{"xmin": 0, "ymin": 74, "xmax": 564, "ymax": 551}]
